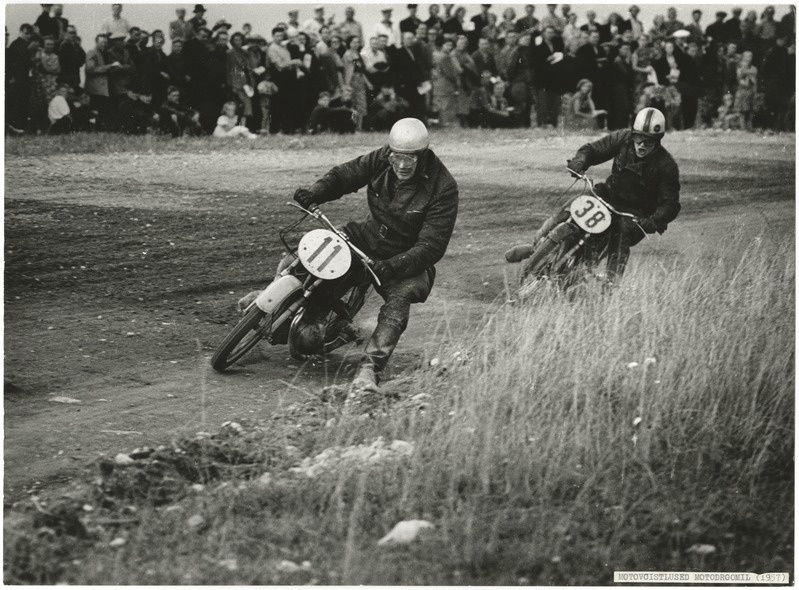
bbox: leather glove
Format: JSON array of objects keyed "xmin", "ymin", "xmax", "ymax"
[
  {"xmin": 637, "ymin": 216, "xmax": 659, "ymax": 234},
  {"xmin": 370, "ymin": 260, "xmax": 395, "ymax": 283},
  {"xmin": 293, "ymin": 188, "xmax": 317, "ymax": 210},
  {"xmin": 566, "ymin": 159, "xmax": 584, "ymax": 177}
]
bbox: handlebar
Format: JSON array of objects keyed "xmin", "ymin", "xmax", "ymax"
[
  {"xmin": 565, "ymin": 168, "xmax": 638, "ymax": 221},
  {"xmin": 286, "ymin": 202, "xmax": 383, "ymax": 287}
]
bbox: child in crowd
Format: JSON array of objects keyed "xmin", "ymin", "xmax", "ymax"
[
  {"xmin": 159, "ymin": 87, "xmax": 202, "ymax": 137},
  {"xmin": 308, "ymin": 91, "xmax": 357, "ymax": 134},
  {"xmin": 713, "ymin": 92, "xmax": 743, "ymax": 130},
  {"xmin": 47, "ymin": 84, "xmax": 73, "ymax": 135},
  {"xmin": 213, "ymin": 101, "xmax": 257, "ymax": 138}
]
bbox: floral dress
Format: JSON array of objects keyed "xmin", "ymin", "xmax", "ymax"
[
  {"xmin": 733, "ymin": 64, "xmax": 758, "ymax": 113},
  {"xmin": 343, "ymin": 49, "xmax": 368, "ymax": 117}
]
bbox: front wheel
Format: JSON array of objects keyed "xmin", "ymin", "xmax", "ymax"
[{"xmin": 211, "ymin": 305, "xmax": 269, "ymax": 372}]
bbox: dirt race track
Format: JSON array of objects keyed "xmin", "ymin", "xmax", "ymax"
[{"xmin": 4, "ymin": 130, "xmax": 795, "ymax": 504}]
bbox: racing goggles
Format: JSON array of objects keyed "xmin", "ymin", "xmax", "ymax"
[
  {"xmin": 388, "ymin": 152, "xmax": 418, "ymax": 167},
  {"xmin": 632, "ymin": 136, "xmax": 657, "ymax": 149}
]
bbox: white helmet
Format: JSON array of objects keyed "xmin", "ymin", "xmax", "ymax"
[
  {"xmin": 632, "ymin": 107, "xmax": 666, "ymax": 141},
  {"xmin": 389, "ymin": 118, "xmax": 429, "ymax": 154}
]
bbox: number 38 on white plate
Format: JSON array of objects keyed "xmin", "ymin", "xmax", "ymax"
[
  {"xmin": 569, "ymin": 194, "xmax": 612, "ymax": 234},
  {"xmin": 297, "ymin": 229, "xmax": 352, "ymax": 280}
]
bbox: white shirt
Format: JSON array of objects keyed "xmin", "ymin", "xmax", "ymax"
[
  {"xmin": 373, "ymin": 21, "xmax": 400, "ymax": 47},
  {"xmin": 48, "ymin": 95, "xmax": 70, "ymax": 123},
  {"xmin": 302, "ymin": 17, "xmax": 325, "ymax": 39},
  {"xmin": 101, "ymin": 16, "xmax": 130, "ymax": 37}
]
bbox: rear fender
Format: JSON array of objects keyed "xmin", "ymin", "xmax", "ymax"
[{"xmin": 255, "ymin": 275, "xmax": 304, "ymax": 313}]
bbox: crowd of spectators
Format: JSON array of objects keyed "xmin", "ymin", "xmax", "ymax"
[{"xmin": 5, "ymin": 3, "xmax": 796, "ymax": 137}]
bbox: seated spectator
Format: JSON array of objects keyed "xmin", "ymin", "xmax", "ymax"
[
  {"xmin": 118, "ymin": 90, "xmax": 157, "ymax": 135},
  {"xmin": 366, "ymin": 84, "xmax": 409, "ymax": 130},
  {"xmin": 47, "ymin": 83, "xmax": 73, "ymax": 134},
  {"xmin": 565, "ymin": 78, "xmax": 606, "ymax": 131},
  {"xmin": 713, "ymin": 92, "xmax": 743, "ymax": 129},
  {"xmin": 213, "ymin": 100, "xmax": 257, "ymax": 138},
  {"xmin": 68, "ymin": 89, "xmax": 99, "ymax": 132},
  {"xmin": 159, "ymin": 86, "xmax": 202, "ymax": 137},
  {"xmin": 308, "ymin": 91, "xmax": 357, "ymax": 133},
  {"xmin": 483, "ymin": 78, "xmax": 518, "ymax": 128}
]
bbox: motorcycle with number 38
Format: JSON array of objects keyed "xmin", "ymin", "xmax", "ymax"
[
  {"xmin": 506, "ymin": 168, "xmax": 646, "ymax": 294},
  {"xmin": 211, "ymin": 203, "xmax": 380, "ymax": 372}
]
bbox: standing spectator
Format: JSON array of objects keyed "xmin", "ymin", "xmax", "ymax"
[
  {"xmin": 343, "ymin": 35, "xmax": 371, "ymax": 129},
  {"xmin": 57, "ymin": 25, "xmax": 84, "ymax": 91},
  {"xmin": 497, "ymin": 8, "xmax": 517, "ymax": 41},
  {"xmin": 724, "ymin": 8, "xmax": 744, "ymax": 42},
  {"xmin": 472, "ymin": 37, "xmax": 497, "ymax": 76},
  {"xmin": 739, "ymin": 11, "xmax": 759, "ymax": 56},
  {"xmin": 779, "ymin": 7, "xmax": 795, "ymax": 41},
  {"xmin": 426, "ymin": 4, "xmax": 445, "ymax": 31},
  {"xmin": 166, "ymin": 38, "xmax": 190, "ymax": 95},
  {"xmin": 481, "ymin": 13, "xmax": 501, "ymax": 48},
  {"xmin": 267, "ymin": 26, "xmax": 301, "ymax": 134},
  {"xmin": 214, "ymin": 100, "xmax": 256, "ymax": 137},
  {"xmin": 706, "ymin": 11, "xmax": 729, "ymax": 47},
  {"xmin": 7, "ymin": 24, "xmax": 35, "ymax": 133},
  {"xmin": 626, "ymin": 5, "xmax": 644, "ymax": 41},
  {"xmin": 401, "ymin": 5, "xmax": 423, "ymax": 35},
  {"xmin": 733, "ymin": 50, "xmax": 757, "ymax": 130},
  {"xmin": 31, "ymin": 36, "xmax": 61, "ymax": 132},
  {"xmin": 227, "ymin": 32, "xmax": 254, "ymax": 126},
  {"xmin": 290, "ymin": 31, "xmax": 320, "ymax": 131},
  {"xmin": 600, "ymin": 13, "xmax": 626, "ymax": 45},
  {"xmin": 287, "ymin": 10, "xmax": 301, "ymax": 31},
  {"xmin": 318, "ymin": 30, "xmax": 344, "ymax": 96},
  {"xmin": 532, "ymin": 25, "xmax": 565, "ymax": 128},
  {"xmin": 677, "ymin": 43, "xmax": 703, "ymax": 128},
  {"xmin": 699, "ymin": 43, "xmax": 727, "ymax": 126},
  {"xmin": 515, "ymin": 5, "xmax": 539, "ymax": 36},
  {"xmin": 125, "ymin": 27, "xmax": 142, "ymax": 67},
  {"xmin": 391, "ymin": 31, "xmax": 429, "ymax": 121},
  {"xmin": 205, "ymin": 30, "xmax": 230, "ymax": 127},
  {"xmin": 649, "ymin": 14, "xmax": 668, "ymax": 44},
  {"xmin": 581, "ymin": 10, "xmax": 600, "ymax": 34},
  {"xmin": 50, "ymin": 5, "xmax": 69, "ymax": 44},
  {"xmin": 335, "ymin": 6, "xmax": 363, "ymax": 47},
  {"xmin": 663, "ymin": 8, "xmax": 685, "ymax": 37},
  {"xmin": 497, "ymin": 30, "xmax": 518, "ymax": 78},
  {"xmin": 189, "ymin": 5, "xmax": 208, "ymax": 38},
  {"xmin": 653, "ymin": 39, "xmax": 685, "ymax": 129},
  {"xmin": 101, "ymin": 4, "xmax": 130, "ymax": 39},
  {"xmin": 84, "ymin": 33, "xmax": 112, "ymax": 128},
  {"xmin": 432, "ymin": 37, "xmax": 461, "ymax": 126},
  {"xmin": 374, "ymin": 8, "xmax": 400, "ymax": 48},
  {"xmin": 562, "ymin": 13, "xmax": 581, "ymax": 54},
  {"xmin": 540, "ymin": 5, "xmax": 566, "ymax": 35},
  {"xmin": 106, "ymin": 32, "xmax": 136, "ymax": 127},
  {"xmin": 158, "ymin": 86, "xmax": 201, "ymax": 136},
  {"xmin": 169, "ymin": 8, "xmax": 193, "ymax": 41},
  {"xmin": 631, "ymin": 34, "xmax": 658, "ymax": 95},
  {"xmin": 362, "ymin": 35, "xmax": 390, "ymax": 93},
  {"xmin": 469, "ymin": 5, "xmax": 494, "ymax": 51},
  {"xmin": 761, "ymin": 35, "xmax": 793, "ymax": 130},
  {"xmin": 506, "ymin": 32, "xmax": 533, "ymax": 125},
  {"xmin": 303, "ymin": 6, "xmax": 327, "ymax": 41},
  {"xmin": 453, "ymin": 33, "xmax": 479, "ymax": 126},
  {"xmin": 756, "ymin": 6, "xmax": 778, "ymax": 43},
  {"xmin": 35, "ymin": 5, "xmax": 58, "ymax": 40},
  {"xmin": 183, "ymin": 26, "xmax": 211, "ymax": 109},
  {"xmin": 443, "ymin": 7, "xmax": 466, "ymax": 39},
  {"xmin": 609, "ymin": 43, "xmax": 634, "ymax": 129},
  {"xmin": 721, "ymin": 41, "xmax": 739, "ymax": 96},
  {"xmin": 685, "ymin": 10, "xmax": 706, "ymax": 48},
  {"xmin": 576, "ymin": 30, "xmax": 609, "ymax": 125},
  {"xmin": 140, "ymin": 30, "xmax": 170, "ymax": 108}
]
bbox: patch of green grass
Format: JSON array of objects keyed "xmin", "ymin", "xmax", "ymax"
[{"xmin": 5, "ymin": 234, "xmax": 793, "ymax": 584}]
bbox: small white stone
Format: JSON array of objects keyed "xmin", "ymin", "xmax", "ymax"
[{"xmin": 109, "ymin": 537, "xmax": 126, "ymax": 548}]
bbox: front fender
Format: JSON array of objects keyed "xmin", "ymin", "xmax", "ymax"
[
  {"xmin": 548, "ymin": 221, "xmax": 582, "ymax": 244},
  {"xmin": 255, "ymin": 275, "xmax": 303, "ymax": 313}
]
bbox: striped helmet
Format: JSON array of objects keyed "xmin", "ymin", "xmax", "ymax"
[{"xmin": 632, "ymin": 107, "xmax": 666, "ymax": 140}]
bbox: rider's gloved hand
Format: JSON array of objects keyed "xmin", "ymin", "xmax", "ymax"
[
  {"xmin": 293, "ymin": 188, "xmax": 317, "ymax": 210},
  {"xmin": 371, "ymin": 260, "xmax": 395, "ymax": 283},
  {"xmin": 637, "ymin": 216, "xmax": 659, "ymax": 234},
  {"xmin": 566, "ymin": 158, "xmax": 584, "ymax": 177}
]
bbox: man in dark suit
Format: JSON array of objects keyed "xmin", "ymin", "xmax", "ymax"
[
  {"xmin": 472, "ymin": 37, "xmax": 497, "ymax": 76},
  {"xmin": 706, "ymin": 11, "xmax": 729, "ymax": 47},
  {"xmin": 531, "ymin": 25, "xmax": 564, "ymax": 128},
  {"xmin": 6, "ymin": 23, "xmax": 34, "ymax": 133},
  {"xmin": 724, "ymin": 7, "xmax": 743, "ymax": 42},
  {"xmin": 515, "ymin": 4, "xmax": 539, "ymax": 35},
  {"xmin": 390, "ymin": 31, "xmax": 429, "ymax": 121},
  {"xmin": 400, "ymin": 5, "xmax": 423, "ymax": 34},
  {"xmin": 575, "ymin": 29, "xmax": 609, "ymax": 125},
  {"xmin": 425, "ymin": 4, "xmax": 444, "ymax": 31},
  {"xmin": 469, "ymin": 4, "xmax": 493, "ymax": 51}
]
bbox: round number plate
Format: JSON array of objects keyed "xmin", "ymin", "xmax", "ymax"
[
  {"xmin": 569, "ymin": 194, "xmax": 612, "ymax": 234},
  {"xmin": 297, "ymin": 229, "xmax": 352, "ymax": 280}
]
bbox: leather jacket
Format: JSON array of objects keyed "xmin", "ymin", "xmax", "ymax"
[
  {"xmin": 568, "ymin": 129, "xmax": 681, "ymax": 232},
  {"xmin": 308, "ymin": 145, "xmax": 459, "ymax": 279}
]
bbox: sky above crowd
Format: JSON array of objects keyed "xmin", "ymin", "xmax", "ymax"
[{"xmin": 5, "ymin": 3, "xmax": 793, "ymax": 51}]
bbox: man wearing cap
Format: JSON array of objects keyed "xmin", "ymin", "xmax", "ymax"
[
  {"xmin": 101, "ymin": 4, "xmax": 130, "ymax": 38},
  {"xmin": 212, "ymin": 19, "xmax": 232, "ymax": 35},
  {"xmin": 400, "ymin": 5, "xmax": 423, "ymax": 34},
  {"xmin": 291, "ymin": 118, "xmax": 458, "ymax": 398},
  {"xmin": 287, "ymin": 10, "xmax": 301, "ymax": 31},
  {"xmin": 685, "ymin": 10, "xmax": 706, "ymax": 47},
  {"xmin": 170, "ymin": 8, "xmax": 193, "ymax": 41},
  {"xmin": 335, "ymin": 6, "xmax": 363, "ymax": 46},
  {"xmin": 190, "ymin": 5, "xmax": 208, "ymax": 37},
  {"xmin": 706, "ymin": 11, "xmax": 729, "ymax": 46},
  {"xmin": 724, "ymin": 8, "xmax": 744, "ymax": 41},
  {"xmin": 374, "ymin": 8, "xmax": 400, "ymax": 47},
  {"xmin": 303, "ymin": 6, "xmax": 326, "ymax": 40}
]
